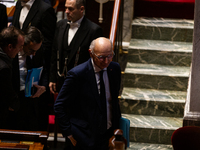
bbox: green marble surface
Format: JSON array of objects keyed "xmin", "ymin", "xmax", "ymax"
[
  {"xmin": 132, "ymin": 18, "xmax": 194, "ymax": 42},
  {"xmin": 122, "ymin": 114, "xmax": 182, "ymax": 144},
  {"xmin": 123, "ymin": 63, "xmax": 190, "ymax": 91},
  {"xmin": 128, "ymin": 39, "xmax": 192, "ymax": 66},
  {"xmin": 127, "ymin": 142, "xmax": 173, "ymax": 150},
  {"xmin": 120, "ymin": 87, "xmax": 185, "ymax": 117}
]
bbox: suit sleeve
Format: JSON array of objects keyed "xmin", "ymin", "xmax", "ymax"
[
  {"xmin": 40, "ymin": 7, "xmax": 57, "ymax": 72},
  {"xmin": 54, "ymin": 70, "xmax": 78, "ymax": 137},
  {"xmin": 49, "ymin": 21, "xmax": 62, "ymax": 83}
]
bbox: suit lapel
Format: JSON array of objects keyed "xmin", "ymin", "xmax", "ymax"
[
  {"xmin": 107, "ymin": 63, "xmax": 115, "ymax": 99},
  {"xmin": 67, "ymin": 17, "xmax": 89, "ymax": 64},
  {"xmin": 58, "ymin": 22, "xmax": 70, "ymax": 64},
  {"xmin": 22, "ymin": 0, "xmax": 39, "ymax": 29},
  {"xmin": 12, "ymin": 1, "xmax": 22, "ymax": 29},
  {"xmin": 86, "ymin": 59, "xmax": 103, "ymax": 112}
]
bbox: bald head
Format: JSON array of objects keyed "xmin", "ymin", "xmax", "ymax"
[{"xmin": 89, "ymin": 37, "xmax": 114, "ymax": 69}]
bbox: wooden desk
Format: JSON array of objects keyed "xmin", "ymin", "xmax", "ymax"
[
  {"xmin": 0, "ymin": 141, "xmax": 44, "ymax": 150},
  {"xmin": 0, "ymin": 129, "xmax": 48, "ymax": 149}
]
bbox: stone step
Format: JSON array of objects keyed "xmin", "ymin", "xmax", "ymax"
[
  {"xmin": 128, "ymin": 39, "xmax": 192, "ymax": 66},
  {"xmin": 122, "ymin": 114, "xmax": 182, "ymax": 144},
  {"xmin": 120, "ymin": 87, "xmax": 185, "ymax": 117},
  {"xmin": 123, "ymin": 63, "xmax": 190, "ymax": 91},
  {"xmin": 127, "ymin": 142, "xmax": 173, "ymax": 150},
  {"xmin": 132, "ymin": 17, "xmax": 193, "ymax": 42}
]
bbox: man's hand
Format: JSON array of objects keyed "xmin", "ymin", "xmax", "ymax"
[
  {"xmin": 49, "ymin": 82, "xmax": 57, "ymax": 94},
  {"xmin": 31, "ymin": 84, "xmax": 46, "ymax": 98},
  {"xmin": 68, "ymin": 135, "xmax": 77, "ymax": 147}
]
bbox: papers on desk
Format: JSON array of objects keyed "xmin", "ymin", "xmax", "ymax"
[{"xmin": 25, "ymin": 67, "xmax": 43, "ymax": 97}]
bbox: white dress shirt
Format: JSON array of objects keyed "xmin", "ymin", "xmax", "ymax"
[
  {"xmin": 68, "ymin": 16, "xmax": 84, "ymax": 45},
  {"xmin": 19, "ymin": 0, "xmax": 35, "ymax": 29},
  {"xmin": 18, "ymin": 51, "xmax": 27, "ymax": 91}
]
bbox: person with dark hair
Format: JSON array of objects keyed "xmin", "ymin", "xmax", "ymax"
[
  {"xmin": 12, "ymin": 0, "xmax": 57, "ymax": 121},
  {"xmin": 0, "ymin": 4, "xmax": 8, "ymax": 32},
  {"xmin": 54, "ymin": 37, "xmax": 121, "ymax": 150},
  {"xmin": 11, "ymin": 26, "xmax": 47, "ymax": 131},
  {"xmin": 0, "ymin": 26, "xmax": 24, "ymax": 129},
  {"xmin": 49, "ymin": 0, "xmax": 103, "ymax": 94}
]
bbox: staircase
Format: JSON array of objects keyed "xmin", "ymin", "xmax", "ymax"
[{"xmin": 120, "ymin": 17, "xmax": 194, "ymax": 149}]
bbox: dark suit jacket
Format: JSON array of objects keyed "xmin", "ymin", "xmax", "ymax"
[
  {"xmin": 12, "ymin": 0, "xmax": 57, "ymax": 71},
  {"xmin": 54, "ymin": 59, "xmax": 121, "ymax": 149},
  {"xmin": 0, "ymin": 48, "xmax": 19, "ymax": 128},
  {"xmin": 49, "ymin": 17, "xmax": 103, "ymax": 85},
  {"xmin": 0, "ymin": 4, "xmax": 8, "ymax": 32}
]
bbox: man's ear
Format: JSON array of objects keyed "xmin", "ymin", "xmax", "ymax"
[
  {"xmin": 80, "ymin": 6, "xmax": 84, "ymax": 13},
  {"xmin": 88, "ymin": 49, "xmax": 92, "ymax": 57},
  {"xmin": 8, "ymin": 44, "xmax": 13, "ymax": 51}
]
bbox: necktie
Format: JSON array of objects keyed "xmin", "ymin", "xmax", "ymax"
[{"xmin": 99, "ymin": 70, "xmax": 107, "ymax": 132}]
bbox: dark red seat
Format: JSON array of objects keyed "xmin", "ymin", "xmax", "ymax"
[{"xmin": 171, "ymin": 126, "xmax": 200, "ymax": 150}]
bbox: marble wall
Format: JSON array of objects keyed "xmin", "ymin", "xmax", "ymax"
[{"xmin": 123, "ymin": 0, "xmax": 134, "ymax": 47}]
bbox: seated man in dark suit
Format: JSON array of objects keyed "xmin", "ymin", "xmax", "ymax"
[
  {"xmin": 54, "ymin": 37, "xmax": 121, "ymax": 150},
  {"xmin": 0, "ymin": 26, "xmax": 24, "ymax": 129}
]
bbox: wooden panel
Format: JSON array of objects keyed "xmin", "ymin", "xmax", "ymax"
[
  {"xmin": 0, "ymin": 129, "xmax": 48, "ymax": 147},
  {"xmin": 6, "ymin": 6, "xmax": 15, "ymax": 17}
]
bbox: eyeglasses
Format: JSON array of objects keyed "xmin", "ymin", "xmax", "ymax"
[{"xmin": 92, "ymin": 51, "xmax": 115, "ymax": 61}]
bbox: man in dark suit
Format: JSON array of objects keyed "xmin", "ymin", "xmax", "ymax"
[
  {"xmin": 49, "ymin": 0, "xmax": 103, "ymax": 94},
  {"xmin": 54, "ymin": 37, "xmax": 121, "ymax": 150},
  {"xmin": 0, "ymin": 26, "xmax": 24, "ymax": 129},
  {"xmin": 12, "ymin": 26, "xmax": 47, "ymax": 131},
  {"xmin": 0, "ymin": 4, "xmax": 8, "ymax": 32},
  {"xmin": 12, "ymin": 0, "xmax": 57, "ymax": 81}
]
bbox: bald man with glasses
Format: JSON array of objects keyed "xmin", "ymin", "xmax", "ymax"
[{"xmin": 54, "ymin": 37, "xmax": 121, "ymax": 150}]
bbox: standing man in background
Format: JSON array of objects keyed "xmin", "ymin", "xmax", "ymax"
[
  {"xmin": 49, "ymin": 0, "xmax": 103, "ymax": 94},
  {"xmin": 54, "ymin": 37, "xmax": 121, "ymax": 150},
  {"xmin": 12, "ymin": 0, "xmax": 57, "ymax": 131},
  {"xmin": 0, "ymin": 26, "xmax": 24, "ymax": 129}
]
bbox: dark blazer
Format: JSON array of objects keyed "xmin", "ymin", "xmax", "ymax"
[
  {"xmin": 49, "ymin": 17, "xmax": 103, "ymax": 84},
  {"xmin": 0, "ymin": 48, "xmax": 19, "ymax": 128},
  {"xmin": 0, "ymin": 4, "xmax": 8, "ymax": 32},
  {"xmin": 54, "ymin": 59, "xmax": 121, "ymax": 149},
  {"xmin": 12, "ymin": 0, "xmax": 57, "ymax": 71}
]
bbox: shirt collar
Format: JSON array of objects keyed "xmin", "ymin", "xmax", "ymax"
[
  {"xmin": 91, "ymin": 58, "xmax": 107, "ymax": 73},
  {"xmin": 21, "ymin": 0, "xmax": 35, "ymax": 8},
  {"xmin": 72, "ymin": 15, "xmax": 84, "ymax": 25}
]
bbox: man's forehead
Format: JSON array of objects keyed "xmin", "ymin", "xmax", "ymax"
[{"xmin": 66, "ymin": 0, "xmax": 76, "ymax": 6}]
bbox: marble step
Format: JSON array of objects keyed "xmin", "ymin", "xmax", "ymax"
[
  {"xmin": 127, "ymin": 142, "xmax": 172, "ymax": 150},
  {"xmin": 122, "ymin": 114, "xmax": 182, "ymax": 144},
  {"xmin": 123, "ymin": 63, "xmax": 190, "ymax": 91},
  {"xmin": 132, "ymin": 17, "xmax": 194, "ymax": 42},
  {"xmin": 128, "ymin": 39, "xmax": 192, "ymax": 66},
  {"xmin": 120, "ymin": 87, "xmax": 185, "ymax": 117}
]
